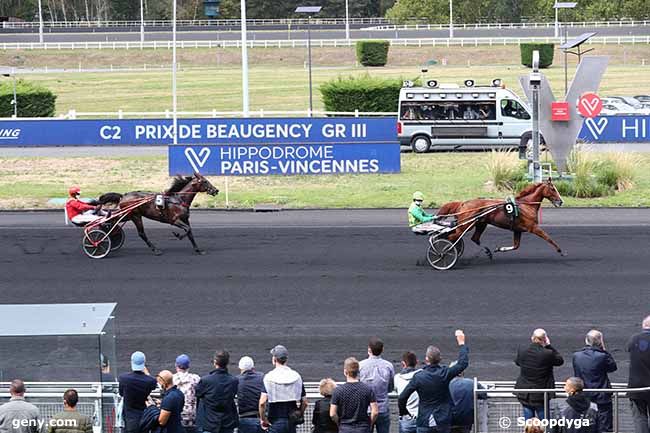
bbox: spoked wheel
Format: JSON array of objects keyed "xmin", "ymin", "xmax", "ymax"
[
  {"xmin": 82, "ymin": 229, "xmax": 112, "ymax": 259},
  {"xmin": 454, "ymin": 238, "xmax": 465, "ymax": 258},
  {"xmin": 109, "ymin": 226, "xmax": 125, "ymax": 252},
  {"xmin": 427, "ymin": 238, "xmax": 458, "ymax": 270}
]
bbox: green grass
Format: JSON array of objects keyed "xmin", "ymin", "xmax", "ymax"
[
  {"xmin": 2, "ymin": 153, "xmax": 650, "ymax": 209},
  {"xmin": 17, "ymin": 63, "xmax": 650, "ymax": 114}
]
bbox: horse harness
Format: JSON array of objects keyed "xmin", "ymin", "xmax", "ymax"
[{"xmin": 504, "ymin": 196, "xmax": 520, "ymax": 228}]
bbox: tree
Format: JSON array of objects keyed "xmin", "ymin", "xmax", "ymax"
[{"xmin": 385, "ymin": 0, "xmax": 448, "ymax": 24}]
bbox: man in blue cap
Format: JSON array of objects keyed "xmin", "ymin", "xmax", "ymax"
[
  {"xmin": 173, "ymin": 354, "xmax": 201, "ymax": 433},
  {"xmin": 118, "ymin": 351, "xmax": 157, "ymax": 433}
]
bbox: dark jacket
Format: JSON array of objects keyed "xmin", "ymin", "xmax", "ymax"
[
  {"xmin": 118, "ymin": 371, "xmax": 158, "ymax": 420},
  {"xmin": 237, "ymin": 370, "xmax": 265, "ymax": 417},
  {"xmin": 398, "ymin": 345, "xmax": 469, "ymax": 428},
  {"xmin": 312, "ymin": 397, "xmax": 338, "ymax": 433},
  {"xmin": 515, "ymin": 343, "xmax": 564, "ymax": 407},
  {"xmin": 572, "ymin": 346, "xmax": 617, "ymax": 405},
  {"xmin": 550, "ymin": 393, "xmax": 599, "ymax": 433},
  {"xmin": 140, "ymin": 406, "xmax": 165, "ymax": 433},
  {"xmin": 195, "ymin": 368, "xmax": 239, "ymax": 433},
  {"xmin": 627, "ymin": 330, "xmax": 650, "ymax": 401}
]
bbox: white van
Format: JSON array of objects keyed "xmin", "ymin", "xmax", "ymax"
[{"xmin": 397, "ymin": 79, "xmax": 537, "ymax": 153}]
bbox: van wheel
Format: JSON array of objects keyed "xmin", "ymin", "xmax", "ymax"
[
  {"xmin": 520, "ymin": 132, "xmax": 547, "ymax": 157},
  {"xmin": 411, "ymin": 136, "xmax": 431, "ymax": 153}
]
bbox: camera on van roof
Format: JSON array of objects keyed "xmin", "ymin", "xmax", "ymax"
[
  {"xmin": 492, "ymin": 78, "xmax": 502, "ymax": 87},
  {"xmin": 426, "ymin": 80, "xmax": 438, "ymax": 88},
  {"xmin": 464, "ymin": 79, "xmax": 475, "ymax": 87},
  {"xmin": 403, "ymin": 80, "xmax": 414, "ymax": 88}
]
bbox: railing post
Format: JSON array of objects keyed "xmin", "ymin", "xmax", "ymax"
[
  {"xmin": 473, "ymin": 377, "xmax": 479, "ymax": 433},
  {"xmin": 544, "ymin": 391, "xmax": 549, "ymax": 420},
  {"xmin": 613, "ymin": 391, "xmax": 619, "ymax": 433}
]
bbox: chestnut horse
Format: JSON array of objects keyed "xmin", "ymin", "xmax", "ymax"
[
  {"xmin": 438, "ymin": 179, "xmax": 566, "ymax": 258},
  {"xmin": 98, "ymin": 173, "xmax": 219, "ymax": 255}
]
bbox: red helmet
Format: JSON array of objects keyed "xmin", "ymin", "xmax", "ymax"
[{"xmin": 68, "ymin": 186, "xmax": 81, "ymax": 197}]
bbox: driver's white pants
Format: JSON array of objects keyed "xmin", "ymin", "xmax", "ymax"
[
  {"xmin": 411, "ymin": 221, "xmax": 447, "ymax": 233},
  {"xmin": 71, "ymin": 210, "xmax": 103, "ymax": 225}
]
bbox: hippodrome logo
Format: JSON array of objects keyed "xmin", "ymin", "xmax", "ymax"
[
  {"xmin": 585, "ymin": 117, "xmax": 608, "ymax": 140},
  {"xmin": 0, "ymin": 128, "xmax": 21, "ymax": 140},
  {"xmin": 184, "ymin": 147, "xmax": 211, "ymax": 173}
]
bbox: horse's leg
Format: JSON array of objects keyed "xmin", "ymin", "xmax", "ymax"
[
  {"xmin": 172, "ymin": 221, "xmax": 190, "ymax": 240},
  {"xmin": 180, "ymin": 215, "xmax": 204, "ymax": 254},
  {"xmin": 530, "ymin": 225, "xmax": 566, "ymax": 256},
  {"xmin": 494, "ymin": 231, "xmax": 522, "ymax": 253},
  {"xmin": 469, "ymin": 222, "xmax": 493, "ymax": 259},
  {"xmin": 132, "ymin": 215, "xmax": 162, "ymax": 255}
]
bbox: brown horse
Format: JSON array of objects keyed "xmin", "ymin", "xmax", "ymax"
[
  {"xmin": 99, "ymin": 173, "xmax": 219, "ymax": 255},
  {"xmin": 438, "ymin": 179, "xmax": 566, "ymax": 258}
]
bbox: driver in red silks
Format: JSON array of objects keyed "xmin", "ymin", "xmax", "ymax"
[{"xmin": 65, "ymin": 186, "xmax": 104, "ymax": 225}]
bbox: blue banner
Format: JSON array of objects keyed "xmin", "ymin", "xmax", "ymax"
[
  {"xmin": 169, "ymin": 143, "xmax": 400, "ymax": 176},
  {"xmin": 577, "ymin": 115, "xmax": 650, "ymax": 143},
  {"xmin": 0, "ymin": 117, "xmax": 396, "ymax": 146}
]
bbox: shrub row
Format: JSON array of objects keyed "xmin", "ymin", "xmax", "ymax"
[
  {"xmin": 320, "ymin": 75, "xmax": 408, "ymax": 113},
  {"xmin": 520, "ymin": 43, "xmax": 555, "ymax": 69},
  {"xmin": 356, "ymin": 40, "xmax": 390, "ymax": 67},
  {"xmin": 0, "ymin": 79, "xmax": 57, "ymax": 117}
]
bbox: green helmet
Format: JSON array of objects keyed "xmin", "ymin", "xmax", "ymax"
[{"xmin": 412, "ymin": 191, "xmax": 424, "ymax": 201}]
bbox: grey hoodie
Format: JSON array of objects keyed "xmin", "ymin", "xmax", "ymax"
[{"xmin": 395, "ymin": 368, "xmax": 421, "ymax": 417}]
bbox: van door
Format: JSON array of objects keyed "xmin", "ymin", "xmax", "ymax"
[{"xmin": 499, "ymin": 98, "xmax": 531, "ymax": 145}]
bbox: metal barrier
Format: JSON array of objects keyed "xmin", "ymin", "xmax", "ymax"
[
  {"xmin": 1, "ymin": 381, "xmax": 648, "ymax": 433},
  {"xmin": 473, "ymin": 381, "xmax": 650, "ymax": 433},
  {"xmin": 2, "ymin": 19, "xmax": 648, "ymax": 30},
  {"xmin": 1, "ymin": 35, "xmax": 649, "ymax": 51}
]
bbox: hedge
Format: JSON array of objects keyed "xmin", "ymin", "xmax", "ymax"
[
  {"xmin": 320, "ymin": 75, "xmax": 411, "ymax": 113},
  {"xmin": 0, "ymin": 79, "xmax": 57, "ymax": 117},
  {"xmin": 356, "ymin": 40, "xmax": 390, "ymax": 67},
  {"xmin": 520, "ymin": 43, "xmax": 555, "ymax": 68}
]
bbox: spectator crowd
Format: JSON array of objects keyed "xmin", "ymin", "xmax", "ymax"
[{"xmin": 1, "ymin": 315, "xmax": 650, "ymax": 433}]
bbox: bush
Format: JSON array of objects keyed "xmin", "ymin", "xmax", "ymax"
[
  {"xmin": 594, "ymin": 152, "xmax": 637, "ymax": 191},
  {"xmin": 320, "ymin": 75, "xmax": 407, "ymax": 113},
  {"xmin": 356, "ymin": 40, "xmax": 390, "ymax": 67},
  {"xmin": 485, "ymin": 149, "xmax": 526, "ymax": 191},
  {"xmin": 554, "ymin": 180, "xmax": 576, "ymax": 197},
  {"xmin": 520, "ymin": 43, "xmax": 555, "ymax": 68},
  {"xmin": 0, "ymin": 79, "xmax": 57, "ymax": 117}
]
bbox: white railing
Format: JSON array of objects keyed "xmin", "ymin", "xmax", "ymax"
[
  {"xmin": 53, "ymin": 109, "xmax": 396, "ymax": 119},
  {"xmin": 2, "ymin": 18, "xmax": 649, "ymax": 30},
  {"xmin": 365, "ymin": 19, "xmax": 650, "ymax": 31},
  {"xmin": 1, "ymin": 35, "xmax": 650, "ymax": 51},
  {"xmin": 1, "ymin": 17, "xmax": 390, "ymax": 29}
]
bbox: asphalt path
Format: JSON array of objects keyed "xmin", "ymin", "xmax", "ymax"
[
  {"xmin": 1, "ymin": 25, "xmax": 649, "ymax": 43},
  {"xmin": 0, "ymin": 208, "xmax": 648, "ymax": 383}
]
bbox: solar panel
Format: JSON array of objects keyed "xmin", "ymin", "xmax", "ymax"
[
  {"xmin": 560, "ymin": 32, "xmax": 597, "ymax": 50},
  {"xmin": 554, "ymin": 2, "xmax": 577, "ymax": 8},
  {"xmin": 295, "ymin": 6, "xmax": 322, "ymax": 13}
]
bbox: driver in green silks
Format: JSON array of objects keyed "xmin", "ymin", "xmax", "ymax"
[{"xmin": 408, "ymin": 191, "xmax": 442, "ymax": 233}]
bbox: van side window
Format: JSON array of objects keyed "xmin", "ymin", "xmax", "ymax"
[
  {"xmin": 501, "ymin": 99, "xmax": 531, "ymax": 120},
  {"xmin": 401, "ymin": 101, "xmax": 496, "ymax": 121}
]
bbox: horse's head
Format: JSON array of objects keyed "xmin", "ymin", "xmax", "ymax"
[
  {"xmin": 542, "ymin": 178, "xmax": 563, "ymax": 207},
  {"xmin": 192, "ymin": 172, "xmax": 219, "ymax": 196}
]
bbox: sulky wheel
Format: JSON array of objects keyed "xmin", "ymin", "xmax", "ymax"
[
  {"xmin": 82, "ymin": 229, "xmax": 112, "ymax": 259},
  {"xmin": 109, "ymin": 226, "xmax": 125, "ymax": 252},
  {"xmin": 427, "ymin": 238, "xmax": 458, "ymax": 270},
  {"xmin": 454, "ymin": 238, "xmax": 465, "ymax": 258}
]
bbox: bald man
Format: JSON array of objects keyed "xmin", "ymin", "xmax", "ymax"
[
  {"xmin": 157, "ymin": 370, "xmax": 185, "ymax": 433},
  {"xmin": 515, "ymin": 329, "xmax": 564, "ymax": 420}
]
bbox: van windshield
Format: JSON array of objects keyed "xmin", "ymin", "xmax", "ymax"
[
  {"xmin": 500, "ymin": 99, "xmax": 531, "ymax": 120},
  {"xmin": 400, "ymin": 101, "xmax": 497, "ymax": 121}
]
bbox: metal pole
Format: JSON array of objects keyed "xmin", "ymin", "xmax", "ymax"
[
  {"xmin": 307, "ymin": 15, "xmax": 314, "ymax": 116},
  {"xmin": 449, "ymin": 0, "xmax": 453, "ymax": 39},
  {"xmin": 473, "ymin": 377, "xmax": 479, "ymax": 433},
  {"xmin": 532, "ymin": 51, "xmax": 541, "ymax": 183},
  {"xmin": 345, "ymin": 0, "xmax": 350, "ymax": 41},
  {"xmin": 241, "ymin": 0, "xmax": 250, "ymax": 116},
  {"xmin": 564, "ymin": 24, "xmax": 569, "ymax": 99},
  {"xmin": 554, "ymin": 3, "xmax": 559, "ymax": 38},
  {"xmin": 140, "ymin": 0, "xmax": 145, "ymax": 45},
  {"xmin": 172, "ymin": 0, "xmax": 178, "ymax": 146},
  {"xmin": 37, "ymin": 0, "xmax": 44, "ymax": 44},
  {"xmin": 613, "ymin": 392, "xmax": 619, "ymax": 433},
  {"xmin": 543, "ymin": 391, "xmax": 549, "ymax": 421},
  {"xmin": 12, "ymin": 73, "xmax": 17, "ymax": 118}
]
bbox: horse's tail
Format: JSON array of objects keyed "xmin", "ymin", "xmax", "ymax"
[
  {"xmin": 437, "ymin": 201, "xmax": 463, "ymax": 217},
  {"xmin": 98, "ymin": 192, "xmax": 123, "ymax": 205}
]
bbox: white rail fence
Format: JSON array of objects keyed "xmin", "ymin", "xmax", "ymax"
[
  {"xmin": 2, "ymin": 35, "xmax": 650, "ymax": 51},
  {"xmin": 53, "ymin": 110, "xmax": 397, "ymax": 120},
  {"xmin": 2, "ymin": 18, "xmax": 648, "ymax": 30}
]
